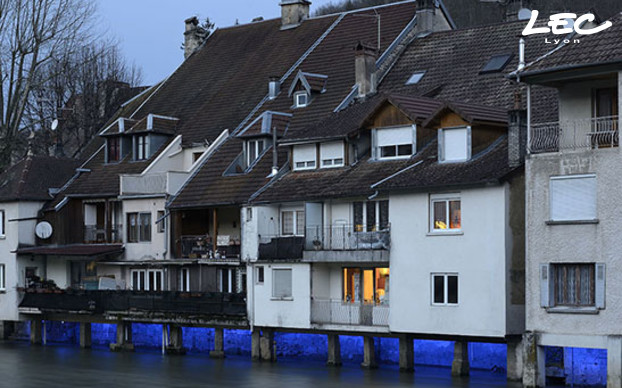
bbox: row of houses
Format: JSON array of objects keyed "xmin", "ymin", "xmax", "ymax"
[{"xmin": 0, "ymin": 1, "xmax": 620, "ymax": 386}]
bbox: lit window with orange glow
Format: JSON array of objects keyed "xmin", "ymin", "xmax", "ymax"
[{"xmin": 430, "ymin": 195, "xmax": 461, "ymax": 232}]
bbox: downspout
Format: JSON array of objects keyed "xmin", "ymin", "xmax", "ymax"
[{"xmin": 527, "ymin": 85, "xmax": 532, "ymax": 155}]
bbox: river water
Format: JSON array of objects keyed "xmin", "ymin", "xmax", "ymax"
[{"xmin": 0, "ymin": 341, "xmax": 529, "ymax": 388}]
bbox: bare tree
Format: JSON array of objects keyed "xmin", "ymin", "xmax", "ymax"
[{"xmin": 314, "ymin": 0, "xmax": 401, "ymax": 15}]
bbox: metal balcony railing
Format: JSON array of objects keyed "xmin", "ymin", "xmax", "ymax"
[
  {"xmin": 310, "ymin": 299, "xmax": 389, "ymax": 327},
  {"xmin": 529, "ymin": 116, "xmax": 619, "ymax": 153},
  {"xmin": 84, "ymin": 224, "xmax": 123, "ymax": 243},
  {"xmin": 179, "ymin": 235, "xmax": 241, "ymax": 260},
  {"xmin": 305, "ymin": 225, "xmax": 390, "ymax": 251}
]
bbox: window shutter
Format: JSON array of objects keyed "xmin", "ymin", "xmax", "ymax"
[
  {"xmin": 293, "ymin": 144, "xmax": 317, "ymax": 169},
  {"xmin": 442, "ymin": 127, "xmax": 469, "ymax": 162},
  {"xmin": 540, "ymin": 264, "xmax": 551, "ymax": 307},
  {"xmin": 550, "ymin": 175, "xmax": 597, "ymax": 221},
  {"xmin": 273, "ymin": 269, "xmax": 292, "ymax": 298},
  {"xmin": 376, "ymin": 127, "xmax": 412, "ymax": 146},
  {"xmin": 596, "ymin": 263, "xmax": 606, "ymax": 309},
  {"xmin": 371, "ymin": 130, "xmax": 378, "ymax": 160}
]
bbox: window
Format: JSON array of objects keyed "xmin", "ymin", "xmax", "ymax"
[
  {"xmin": 405, "ymin": 71, "xmax": 426, "ymax": 85},
  {"xmin": 131, "ymin": 269, "xmax": 163, "ymax": 291},
  {"xmin": 256, "ymin": 266, "xmax": 264, "ymax": 284},
  {"xmin": 281, "ymin": 210, "xmax": 305, "ymax": 236},
  {"xmin": 293, "ymin": 144, "xmax": 317, "ymax": 171},
  {"xmin": 0, "ymin": 264, "xmax": 5, "ymax": 291},
  {"xmin": 179, "ymin": 268, "xmax": 190, "ymax": 292},
  {"xmin": 294, "ymin": 91, "xmax": 309, "ymax": 108},
  {"xmin": 432, "ymin": 274, "xmax": 459, "ymax": 305},
  {"xmin": 0, "ymin": 210, "xmax": 4, "ymax": 237},
  {"xmin": 219, "ymin": 268, "xmax": 237, "ymax": 293},
  {"xmin": 480, "ymin": 54, "xmax": 513, "ymax": 74},
  {"xmin": 157, "ymin": 211, "xmax": 165, "ymax": 233},
  {"xmin": 593, "ymin": 88, "xmax": 618, "ymax": 118},
  {"xmin": 127, "ymin": 212, "xmax": 151, "ymax": 242},
  {"xmin": 353, "ymin": 200, "xmax": 389, "ymax": 232},
  {"xmin": 136, "ymin": 135, "xmax": 149, "ymax": 160},
  {"xmin": 272, "ymin": 268, "xmax": 292, "ymax": 299},
  {"xmin": 373, "ymin": 126, "xmax": 416, "ymax": 160},
  {"xmin": 246, "ymin": 139, "xmax": 265, "ymax": 166},
  {"xmin": 550, "ymin": 175, "xmax": 597, "ymax": 222},
  {"xmin": 320, "ymin": 141, "xmax": 345, "ymax": 168},
  {"xmin": 343, "ymin": 267, "xmax": 389, "ymax": 304},
  {"xmin": 131, "ymin": 269, "xmax": 145, "ymax": 291},
  {"xmin": 439, "ymin": 127, "xmax": 471, "ymax": 163},
  {"xmin": 541, "ymin": 263, "xmax": 605, "ymax": 309},
  {"xmin": 108, "ymin": 137, "xmax": 121, "ymax": 162},
  {"xmin": 430, "ymin": 195, "xmax": 461, "ymax": 232}
]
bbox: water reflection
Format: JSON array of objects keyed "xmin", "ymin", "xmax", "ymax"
[{"xmin": 0, "ymin": 342, "xmax": 523, "ymax": 388}]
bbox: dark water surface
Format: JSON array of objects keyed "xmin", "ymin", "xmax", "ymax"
[{"xmin": 0, "ymin": 341, "xmax": 524, "ymax": 388}]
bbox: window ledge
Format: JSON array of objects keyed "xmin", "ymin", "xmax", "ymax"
[
  {"xmin": 270, "ymin": 297, "xmax": 294, "ymax": 301},
  {"xmin": 0, "ymin": 235, "xmax": 6, "ymax": 240},
  {"xmin": 427, "ymin": 231, "xmax": 463, "ymax": 237},
  {"xmin": 546, "ymin": 219, "xmax": 599, "ymax": 225},
  {"xmin": 546, "ymin": 306, "xmax": 600, "ymax": 314}
]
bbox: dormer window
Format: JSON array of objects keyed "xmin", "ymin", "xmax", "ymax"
[
  {"xmin": 294, "ymin": 91, "xmax": 309, "ymax": 108},
  {"xmin": 246, "ymin": 139, "xmax": 265, "ymax": 166},
  {"xmin": 293, "ymin": 144, "xmax": 317, "ymax": 171},
  {"xmin": 438, "ymin": 126, "xmax": 471, "ymax": 163},
  {"xmin": 320, "ymin": 141, "xmax": 344, "ymax": 168},
  {"xmin": 372, "ymin": 126, "xmax": 416, "ymax": 160},
  {"xmin": 136, "ymin": 135, "xmax": 149, "ymax": 160},
  {"xmin": 107, "ymin": 137, "xmax": 121, "ymax": 162}
]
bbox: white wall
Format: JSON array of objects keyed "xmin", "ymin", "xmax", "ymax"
[
  {"xmin": 123, "ymin": 198, "xmax": 168, "ymax": 261},
  {"xmin": 389, "ymin": 186, "xmax": 511, "ymax": 338}
]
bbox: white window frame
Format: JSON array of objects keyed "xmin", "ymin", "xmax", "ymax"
[
  {"xmin": 293, "ymin": 144, "xmax": 317, "ymax": 171},
  {"xmin": 179, "ymin": 267, "xmax": 190, "ymax": 292},
  {"xmin": 131, "ymin": 269, "xmax": 163, "ymax": 291},
  {"xmin": 147, "ymin": 269, "xmax": 164, "ymax": 291},
  {"xmin": 0, "ymin": 264, "xmax": 5, "ymax": 291},
  {"xmin": 320, "ymin": 141, "xmax": 345, "ymax": 168},
  {"xmin": 281, "ymin": 209, "xmax": 305, "ymax": 236},
  {"xmin": 431, "ymin": 273, "xmax": 459, "ymax": 306},
  {"xmin": 272, "ymin": 268, "xmax": 293, "ymax": 300},
  {"xmin": 0, "ymin": 210, "xmax": 5, "ymax": 237},
  {"xmin": 429, "ymin": 194, "xmax": 462, "ymax": 234},
  {"xmin": 131, "ymin": 269, "xmax": 146, "ymax": 291},
  {"xmin": 549, "ymin": 174, "xmax": 597, "ymax": 222},
  {"xmin": 255, "ymin": 266, "xmax": 264, "ymax": 285},
  {"xmin": 353, "ymin": 200, "xmax": 389, "ymax": 232},
  {"xmin": 127, "ymin": 212, "xmax": 152, "ymax": 243},
  {"xmin": 136, "ymin": 135, "xmax": 150, "ymax": 160},
  {"xmin": 219, "ymin": 268, "xmax": 235, "ymax": 293},
  {"xmin": 246, "ymin": 139, "xmax": 265, "ymax": 167},
  {"xmin": 156, "ymin": 210, "xmax": 165, "ymax": 233},
  {"xmin": 294, "ymin": 91, "xmax": 309, "ymax": 108},
  {"xmin": 438, "ymin": 126, "xmax": 471, "ymax": 163},
  {"xmin": 372, "ymin": 125, "xmax": 416, "ymax": 161}
]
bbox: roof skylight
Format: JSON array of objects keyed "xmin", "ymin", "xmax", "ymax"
[
  {"xmin": 405, "ymin": 71, "xmax": 426, "ymax": 85},
  {"xmin": 480, "ymin": 54, "xmax": 513, "ymax": 74}
]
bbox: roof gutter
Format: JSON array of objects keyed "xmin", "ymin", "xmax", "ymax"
[{"xmin": 370, "ymin": 160, "xmax": 423, "ymax": 189}]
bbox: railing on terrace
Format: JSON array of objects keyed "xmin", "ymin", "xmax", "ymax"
[
  {"xmin": 529, "ymin": 116, "xmax": 619, "ymax": 153},
  {"xmin": 84, "ymin": 224, "xmax": 123, "ymax": 244},
  {"xmin": 179, "ymin": 235, "xmax": 241, "ymax": 260},
  {"xmin": 310, "ymin": 299, "xmax": 389, "ymax": 327},
  {"xmin": 258, "ymin": 236, "xmax": 305, "ymax": 260},
  {"xmin": 19, "ymin": 290, "xmax": 246, "ymax": 317},
  {"xmin": 305, "ymin": 225, "xmax": 390, "ymax": 251}
]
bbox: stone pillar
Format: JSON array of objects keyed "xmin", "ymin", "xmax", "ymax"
[
  {"xmin": 30, "ymin": 320, "xmax": 42, "ymax": 345},
  {"xmin": 361, "ymin": 336, "xmax": 377, "ymax": 369},
  {"xmin": 399, "ymin": 335, "xmax": 414, "ymax": 372},
  {"xmin": 251, "ymin": 329, "xmax": 261, "ymax": 361},
  {"xmin": 110, "ymin": 322, "xmax": 134, "ymax": 352},
  {"xmin": 79, "ymin": 322, "xmax": 92, "ymax": 349},
  {"xmin": 0, "ymin": 321, "xmax": 14, "ymax": 340},
  {"xmin": 507, "ymin": 337, "xmax": 523, "ymax": 381},
  {"xmin": 166, "ymin": 325, "xmax": 186, "ymax": 355},
  {"xmin": 260, "ymin": 329, "xmax": 276, "ymax": 362},
  {"xmin": 326, "ymin": 334, "xmax": 342, "ymax": 367},
  {"xmin": 607, "ymin": 336, "xmax": 622, "ymax": 388},
  {"xmin": 210, "ymin": 328, "xmax": 225, "ymax": 359},
  {"xmin": 522, "ymin": 332, "xmax": 545, "ymax": 388},
  {"xmin": 451, "ymin": 341, "xmax": 470, "ymax": 377}
]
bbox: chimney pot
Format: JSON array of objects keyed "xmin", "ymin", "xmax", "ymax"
[
  {"xmin": 268, "ymin": 76, "xmax": 280, "ymax": 99},
  {"xmin": 280, "ymin": 0, "xmax": 311, "ymax": 29},
  {"xmin": 355, "ymin": 42, "xmax": 378, "ymax": 99}
]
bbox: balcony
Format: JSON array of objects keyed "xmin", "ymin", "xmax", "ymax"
[
  {"xmin": 179, "ymin": 235, "xmax": 241, "ymax": 261},
  {"xmin": 84, "ymin": 224, "xmax": 123, "ymax": 244},
  {"xmin": 19, "ymin": 290, "xmax": 247, "ymax": 322},
  {"xmin": 303, "ymin": 225, "xmax": 390, "ymax": 263},
  {"xmin": 310, "ymin": 299, "xmax": 389, "ymax": 327},
  {"xmin": 258, "ymin": 236, "xmax": 304, "ymax": 261},
  {"xmin": 529, "ymin": 116, "xmax": 619, "ymax": 153},
  {"xmin": 120, "ymin": 171, "xmax": 190, "ymax": 196}
]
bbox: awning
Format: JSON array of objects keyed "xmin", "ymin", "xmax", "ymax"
[{"xmin": 16, "ymin": 244, "xmax": 124, "ymax": 257}]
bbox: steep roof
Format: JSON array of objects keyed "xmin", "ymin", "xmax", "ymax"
[{"xmin": 0, "ymin": 156, "xmax": 79, "ymax": 202}]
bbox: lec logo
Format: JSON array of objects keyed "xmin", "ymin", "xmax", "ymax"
[{"xmin": 522, "ymin": 11, "xmax": 613, "ymax": 36}]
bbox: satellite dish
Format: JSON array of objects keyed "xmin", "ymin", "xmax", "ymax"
[
  {"xmin": 51, "ymin": 119, "xmax": 59, "ymax": 131},
  {"xmin": 35, "ymin": 221, "xmax": 53, "ymax": 240},
  {"xmin": 518, "ymin": 8, "xmax": 532, "ymax": 21}
]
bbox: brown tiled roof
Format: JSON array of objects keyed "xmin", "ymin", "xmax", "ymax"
[
  {"xmin": 17, "ymin": 244, "xmax": 124, "ymax": 257},
  {"xmin": 237, "ymin": 111, "xmax": 292, "ymax": 139},
  {"xmin": 0, "ymin": 156, "xmax": 79, "ymax": 202},
  {"xmin": 519, "ymin": 12, "xmax": 622, "ymax": 76},
  {"xmin": 423, "ymin": 101, "xmax": 509, "ymax": 128}
]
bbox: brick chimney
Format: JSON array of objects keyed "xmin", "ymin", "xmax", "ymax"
[
  {"xmin": 184, "ymin": 17, "xmax": 202, "ymax": 59},
  {"xmin": 355, "ymin": 42, "xmax": 377, "ymax": 99},
  {"xmin": 280, "ymin": 0, "xmax": 311, "ymax": 29},
  {"xmin": 508, "ymin": 91, "xmax": 527, "ymax": 167}
]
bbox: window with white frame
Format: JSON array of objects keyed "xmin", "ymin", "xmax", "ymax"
[
  {"xmin": 281, "ymin": 210, "xmax": 305, "ymax": 236},
  {"xmin": 256, "ymin": 266, "xmax": 264, "ymax": 284},
  {"xmin": 432, "ymin": 273, "xmax": 458, "ymax": 305},
  {"xmin": 131, "ymin": 269, "xmax": 163, "ymax": 291},
  {"xmin": 540, "ymin": 263, "xmax": 605, "ymax": 309},
  {"xmin": 549, "ymin": 175, "xmax": 597, "ymax": 222},
  {"xmin": 179, "ymin": 267, "xmax": 190, "ymax": 292},
  {"xmin": 353, "ymin": 200, "xmax": 389, "ymax": 232},
  {"xmin": 294, "ymin": 91, "xmax": 309, "ymax": 108},
  {"xmin": 246, "ymin": 139, "xmax": 265, "ymax": 167},
  {"xmin": 219, "ymin": 268, "xmax": 237, "ymax": 293},
  {"xmin": 0, "ymin": 264, "xmax": 5, "ymax": 291},
  {"xmin": 157, "ymin": 211, "xmax": 165, "ymax": 233},
  {"xmin": 320, "ymin": 141, "xmax": 345, "ymax": 168},
  {"xmin": 438, "ymin": 126, "xmax": 471, "ymax": 163},
  {"xmin": 0, "ymin": 210, "xmax": 4, "ymax": 237},
  {"xmin": 430, "ymin": 195, "xmax": 461, "ymax": 232},
  {"xmin": 136, "ymin": 135, "xmax": 149, "ymax": 160},
  {"xmin": 293, "ymin": 144, "xmax": 317, "ymax": 170},
  {"xmin": 127, "ymin": 212, "xmax": 151, "ymax": 242},
  {"xmin": 373, "ymin": 126, "xmax": 416, "ymax": 160},
  {"xmin": 272, "ymin": 268, "xmax": 292, "ymax": 299}
]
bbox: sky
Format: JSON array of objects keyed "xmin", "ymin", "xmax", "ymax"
[{"xmin": 97, "ymin": 0, "xmax": 339, "ymax": 85}]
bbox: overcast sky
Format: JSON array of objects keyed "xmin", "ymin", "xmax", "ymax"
[{"xmin": 97, "ymin": 0, "xmax": 339, "ymax": 85}]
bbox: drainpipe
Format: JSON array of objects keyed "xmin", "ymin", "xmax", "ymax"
[{"xmin": 527, "ymin": 84, "xmax": 532, "ymax": 155}]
